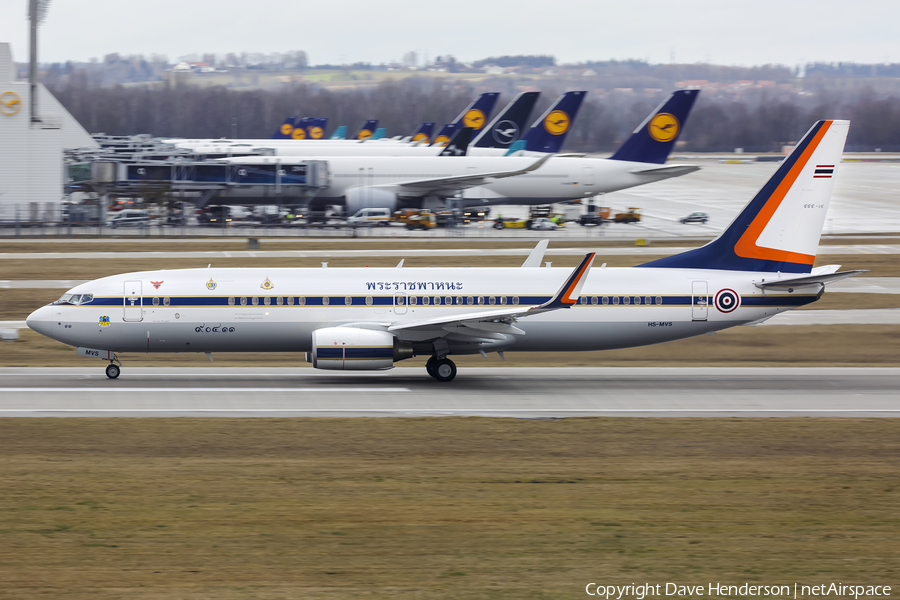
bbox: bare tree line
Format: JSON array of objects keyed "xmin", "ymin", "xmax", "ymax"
[{"xmin": 49, "ymin": 76, "xmax": 900, "ymax": 152}]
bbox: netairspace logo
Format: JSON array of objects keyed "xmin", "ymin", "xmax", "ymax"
[{"xmin": 585, "ymin": 583, "xmax": 892, "ymax": 599}]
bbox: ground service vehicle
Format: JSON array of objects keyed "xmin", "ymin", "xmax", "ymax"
[
  {"xmin": 347, "ymin": 208, "xmax": 392, "ymax": 227},
  {"xmin": 105, "ymin": 210, "xmax": 149, "ymax": 228},
  {"xmin": 614, "ymin": 208, "xmax": 642, "ymax": 224},
  {"xmin": 680, "ymin": 212, "xmax": 709, "ymax": 224}
]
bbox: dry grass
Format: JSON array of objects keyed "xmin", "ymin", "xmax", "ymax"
[
  {"xmin": 2, "ymin": 324, "xmax": 899, "ymax": 368},
  {"xmin": 0, "ymin": 418, "xmax": 897, "ymax": 599}
]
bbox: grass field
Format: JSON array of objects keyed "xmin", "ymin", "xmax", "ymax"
[{"xmin": 0, "ymin": 418, "xmax": 897, "ymax": 599}]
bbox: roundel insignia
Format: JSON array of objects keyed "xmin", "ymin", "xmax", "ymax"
[
  {"xmin": 463, "ymin": 108, "xmax": 486, "ymax": 130},
  {"xmin": 1, "ymin": 91, "xmax": 22, "ymax": 116},
  {"xmin": 648, "ymin": 112, "xmax": 680, "ymax": 142},
  {"xmin": 308, "ymin": 126, "xmax": 324, "ymax": 139},
  {"xmin": 279, "ymin": 123, "xmax": 293, "ymax": 136},
  {"xmin": 357, "ymin": 129, "xmax": 373, "ymax": 140},
  {"xmin": 291, "ymin": 127, "xmax": 307, "ymax": 140},
  {"xmin": 492, "ymin": 119, "xmax": 520, "ymax": 144},
  {"xmin": 714, "ymin": 289, "xmax": 741, "ymax": 313},
  {"xmin": 544, "ymin": 110, "xmax": 570, "ymax": 135},
  {"xmin": 432, "ymin": 134, "xmax": 450, "ymax": 146},
  {"xmin": 412, "ymin": 133, "xmax": 429, "ymax": 143}
]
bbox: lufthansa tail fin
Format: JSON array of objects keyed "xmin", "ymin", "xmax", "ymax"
[
  {"xmin": 451, "ymin": 92, "xmax": 500, "ymax": 135},
  {"xmin": 438, "ymin": 127, "xmax": 472, "ymax": 156},
  {"xmin": 353, "ymin": 120, "xmax": 378, "ymax": 140},
  {"xmin": 638, "ymin": 120, "xmax": 850, "ymax": 274},
  {"xmin": 473, "ymin": 91, "xmax": 540, "ymax": 149},
  {"xmin": 306, "ymin": 117, "xmax": 328, "ymax": 139},
  {"xmin": 271, "ymin": 116, "xmax": 298, "ymax": 139},
  {"xmin": 287, "ymin": 117, "xmax": 312, "ymax": 140},
  {"xmin": 410, "ymin": 122, "xmax": 435, "ymax": 144},
  {"xmin": 330, "ymin": 125, "xmax": 348, "ymax": 140},
  {"xmin": 430, "ymin": 123, "xmax": 458, "ymax": 146},
  {"xmin": 522, "ymin": 91, "xmax": 587, "ymax": 153},
  {"xmin": 609, "ymin": 89, "xmax": 699, "ymax": 164}
]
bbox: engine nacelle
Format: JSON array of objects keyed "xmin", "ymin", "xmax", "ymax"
[
  {"xmin": 344, "ymin": 187, "xmax": 399, "ymax": 215},
  {"xmin": 310, "ymin": 327, "xmax": 413, "ymax": 371}
]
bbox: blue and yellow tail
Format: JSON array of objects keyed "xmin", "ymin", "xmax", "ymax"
[
  {"xmin": 353, "ymin": 120, "xmax": 379, "ymax": 140},
  {"xmin": 305, "ymin": 117, "xmax": 328, "ymax": 139},
  {"xmin": 410, "ymin": 122, "xmax": 435, "ymax": 144},
  {"xmin": 608, "ymin": 89, "xmax": 699, "ymax": 164},
  {"xmin": 430, "ymin": 123, "xmax": 458, "ymax": 147},
  {"xmin": 639, "ymin": 120, "xmax": 850, "ymax": 274},
  {"xmin": 521, "ymin": 91, "xmax": 586, "ymax": 153},
  {"xmin": 473, "ymin": 91, "xmax": 539, "ymax": 149},
  {"xmin": 451, "ymin": 93, "xmax": 500, "ymax": 134},
  {"xmin": 271, "ymin": 116, "xmax": 298, "ymax": 139}
]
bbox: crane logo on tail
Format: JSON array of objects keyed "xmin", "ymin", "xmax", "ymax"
[
  {"xmin": 463, "ymin": 108, "xmax": 486, "ymax": 130},
  {"xmin": 357, "ymin": 129, "xmax": 373, "ymax": 140},
  {"xmin": 291, "ymin": 128, "xmax": 307, "ymax": 140},
  {"xmin": 544, "ymin": 110, "xmax": 571, "ymax": 135},
  {"xmin": 279, "ymin": 123, "xmax": 294, "ymax": 136},
  {"xmin": 648, "ymin": 112, "xmax": 680, "ymax": 142}
]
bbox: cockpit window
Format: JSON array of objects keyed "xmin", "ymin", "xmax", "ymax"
[{"xmin": 56, "ymin": 293, "xmax": 93, "ymax": 305}]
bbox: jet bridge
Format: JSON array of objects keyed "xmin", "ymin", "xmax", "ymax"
[{"xmin": 91, "ymin": 159, "xmax": 330, "ymax": 208}]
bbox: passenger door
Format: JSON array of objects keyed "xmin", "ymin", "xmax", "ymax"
[{"xmin": 123, "ymin": 280, "xmax": 143, "ymax": 322}]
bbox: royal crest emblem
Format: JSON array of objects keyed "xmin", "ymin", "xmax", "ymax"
[
  {"xmin": 206, "ymin": 278, "xmax": 217, "ymax": 290},
  {"xmin": 99, "ymin": 316, "xmax": 111, "ymax": 327},
  {"xmin": 151, "ymin": 281, "xmax": 163, "ymax": 289},
  {"xmin": 260, "ymin": 277, "xmax": 274, "ymax": 290}
]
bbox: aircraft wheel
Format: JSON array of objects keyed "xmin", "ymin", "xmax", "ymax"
[
  {"xmin": 433, "ymin": 358, "xmax": 457, "ymax": 382},
  {"xmin": 105, "ymin": 364, "xmax": 120, "ymax": 379},
  {"xmin": 426, "ymin": 356, "xmax": 438, "ymax": 378}
]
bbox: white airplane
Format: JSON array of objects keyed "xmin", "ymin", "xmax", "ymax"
[{"xmin": 26, "ymin": 120, "xmax": 861, "ymax": 382}]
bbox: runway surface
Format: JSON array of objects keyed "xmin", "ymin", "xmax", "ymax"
[{"xmin": 0, "ymin": 367, "xmax": 896, "ymax": 418}]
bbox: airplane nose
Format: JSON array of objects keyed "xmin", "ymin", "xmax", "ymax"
[{"xmin": 26, "ymin": 305, "xmax": 54, "ymax": 339}]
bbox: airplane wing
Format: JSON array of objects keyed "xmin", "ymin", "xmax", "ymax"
[
  {"xmin": 382, "ymin": 154, "xmax": 551, "ymax": 195},
  {"xmin": 388, "ymin": 252, "xmax": 595, "ymax": 339}
]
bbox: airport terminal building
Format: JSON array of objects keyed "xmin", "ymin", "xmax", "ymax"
[{"xmin": 0, "ymin": 42, "xmax": 97, "ymax": 218}]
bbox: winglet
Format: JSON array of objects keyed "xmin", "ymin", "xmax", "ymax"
[
  {"xmin": 532, "ymin": 252, "xmax": 596, "ymax": 310},
  {"xmin": 523, "ymin": 154, "xmax": 552, "ymax": 173},
  {"xmin": 521, "ymin": 240, "xmax": 550, "ymax": 267}
]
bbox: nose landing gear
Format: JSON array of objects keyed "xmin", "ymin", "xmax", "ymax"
[{"xmin": 105, "ymin": 354, "xmax": 122, "ymax": 379}]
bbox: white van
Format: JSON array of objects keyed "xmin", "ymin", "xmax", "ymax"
[
  {"xmin": 347, "ymin": 207, "xmax": 391, "ymax": 227},
  {"xmin": 106, "ymin": 209, "xmax": 149, "ymax": 228}
]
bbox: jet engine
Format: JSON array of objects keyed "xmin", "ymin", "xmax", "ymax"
[
  {"xmin": 344, "ymin": 187, "xmax": 399, "ymax": 214},
  {"xmin": 309, "ymin": 327, "xmax": 414, "ymax": 370}
]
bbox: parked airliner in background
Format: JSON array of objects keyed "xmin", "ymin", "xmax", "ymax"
[
  {"xmin": 27, "ymin": 121, "xmax": 862, "ymax": 382},
  {"xmin": 214, "ymin": 90, "xmax": 699, "ymax": 213}
]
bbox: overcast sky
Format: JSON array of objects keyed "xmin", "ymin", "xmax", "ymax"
[{"xmin": 0, "ymin": 0, "xmax": 898, "ymax": 67}]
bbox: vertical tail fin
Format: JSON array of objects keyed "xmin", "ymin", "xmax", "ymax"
[
  {"xmin": 522, "ymin": 91, "xmax": 587, "ymax": 153},
  {"xmin": 288, "ymin": 117, "xmax": 312, "ymax": 140},
  {"xmin": 271, "ymin": 116, "xmax": 298, "ymax": 139},
  {"xmin": 438, "ymin": 127, "xmax": 472, "ymax": 156},
  {"xmin": 353, "ymin": 120, "xmax": 378, "ymax": 140},
  {"xmin": 608, "ymin": 89, "xmax": 699, "ymax": 164},
  {"xmin": 451, "ymin": 92, "xmax": 500, "ymax": 135},
  {"xmin": 371, "ymin": 127, "xmax": 386, "ymax": 140},
  {"xmin": 430, "ymin": 123, "xmax": 458, "ymax": 146},
  {"xmin": 330, "ymin": 125, "xmax": 348, "ymax": 140},
  {"xmin": 472, "ymin": 91, "xmax": 540, "ymax": 149},
  {"xmin": 638, "ymin": 120, "xmax": 850, "ymax": 274},
  {"xmin": 410, "ymin": 122, "xmax": 435, "ymax": 144},
  {"xmin": 306, "ymin": 117, "xmax": 328, "ymax": 139}
]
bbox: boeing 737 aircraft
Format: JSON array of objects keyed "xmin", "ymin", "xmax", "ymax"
[{"xmin": 27, "ymin": 121, "xmax": 861, "ymax": 382}]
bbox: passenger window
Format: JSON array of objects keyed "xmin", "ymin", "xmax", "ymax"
[
  {"xmin": 397, "ymin": 296, "xmax": 404, "ymax": 306},
  {"xmin": 322, "ymin": 297, "xmax": 330, "ymax": 306},
  {"xmin": 365, "ymin": 296, "xmax": 373, "ymax": 306},
  {"xmin": 457, "ymin": 297, "xmax": 463, "ymax": 305},
  {"xmin": 645, "ymin": 296, "xmax": 651, "ymax": 305},
  {"xmin": 500, "ymin": 296, "xmax": 507, "ymax": 305},
  {"xmin": 164, "ymin": 297, "xmax": 170, "ymax": 306},
  {"xmin": 153, "ymin": 297, "xmax": 160, "ymax": 306},
  {"xmin": 489, "ymin": 296, "xmax": 496, "ymax": 305},
  {"xmin": 512, "ymin": 296, "xmax": 519, "ymax": 305},
  {"xmin": 264, "ymin": 297, "xmax": 271, "ymax": 306},
  {"xmin": 602, "ymin": 296, "xmax": 609, "ymax": 305},
  {"xmin": 298, "ymin": 296, "xmax": 306, "ymax": 306},
  {"xmin": 623, "ymin": 297, "xmax": 630, "ymax": 305},
  {"xmin": 467, "ymin": 296, "xmax": 474, "ymax": 305},
  {"xmin": 591, "ymin": 296, "xmax": 598, "ymax": 305},
  {"xmin": 633, "ymin": 297, "xmax": 640, "ymax": 305},
  {"xmin": 252, "ymin": 297, "xmax": 259, "ymax": 306},
  {"xmin": 240, "ymin": 297, "xmax": 247, "ymax": 306},
  {"xmin": 423, "ymin": 296, "xmax": 430, "ymax": 305},
  {"xmin": 276, "ymin": 297, "xmax": 283, "ymax": 306},
  {"xmin": 656, "ymin": 296, "xmax": 663, "ymax": 305},
  {"xmin": 477, "ymin": 296, "xmax": 483, "ymax": 305},
  {"xmin": 287, "ymin": 296, "xmax": 294, "ymax": 306},
  {"xmin": 345, "ymin": 296, "xmax": 352, "ymax": 306},
  {"xmin": 613, "ymin": 297, "xmax": 619, "ymax": 305},
  {"xmin": 410, "ymin": 296, "xmax": 417, "ymax": 306},
  {"xmin": 579, "ymin": 296, "xmax": 587, "ymax": 304}
]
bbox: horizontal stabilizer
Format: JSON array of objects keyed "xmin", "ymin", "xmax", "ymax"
[
  {"xmin": 755, "ymin": 270, "xmax": 867, "ymax": 290},
  {"xmin": 629, "ymin": 164, "xmax": 700, "ymax": 176}
]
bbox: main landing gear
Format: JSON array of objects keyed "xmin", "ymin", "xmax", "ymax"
[
  {"xmin": 426, "ymin": 356, "xmax": 457, "ymax": 382},
  {"xmin": 105, "ymin": 354, "xmax": 122, "ymax": 379}
]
